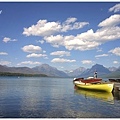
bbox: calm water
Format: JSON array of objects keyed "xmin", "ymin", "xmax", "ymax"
[{"xmin": 0, "ymin": 76, "xmax": 120, "ymax": 118}]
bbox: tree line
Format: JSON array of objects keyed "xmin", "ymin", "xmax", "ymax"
[{"xmin": 0, "ymin": 72, "xmax": 48, "ymax": 77}]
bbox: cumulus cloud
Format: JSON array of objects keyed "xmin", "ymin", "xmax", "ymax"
[
  {"xmin": 50, "ymin": 51, "xmax": 70, "ymax": 57},
  {"xmin": 3, "ymin": 37, "xmax": 10, "ymax": 43},
  {"xmin": 44, "ymin": 14, "xmax": 120, "ymax": 51},
  {"xmin": 95, "ymin": 54, "xmax": 108, "ymax": 58},
  {"xmin": 98, "ymin": 14, "xmax": 120, "ymax": 27},
  {"xmin": 17, "ymin": 61, "xmax": 41, "ymax": 66},
  {"xmin": 65, "ymin": 17, "xmax": 77, "ymax": 24},
  {"xmin": 73, "ymin": 22, "xmax": 89, "ymax": 30},
  {"xmin": 81, "ymin": 60, "xmax": 93, "ymax": 64},
  {"xmin": 44, "ymin": 30, "xmax": 99, "ymax": 51},
  {"xmin": 23, "ymin": 14, "xmax": 120, "ymax": 51},
  {"xmin": 109, "ymin": 47, "xmax": 120, "ymax": 56},
  {"xmin": 113, "ymin": 60, "xmax": 119, "ymax": 64},
  {"xmin": 61, "ymin": 17, "xmax": 89, "ymax": 32},
  {"xmin": 26, "ymin": 53, "xmax": 47, "ymax": 58},
  {"xmin": 36, "ymin": 40, "xmax": 44, "ymax": 44},
  {"xmin": 109, "ymin": 3, "xmax": 120, "ymax": 13},
  {"xmin": 23, "ymin": 17, "xmax": 89, "ymax": 36},
  {"xmin": 0, "ymin": 52, "xmax": 8, "ymax": 55},
  {"xmin": 22, "ymin": 45, "xmax": 42, "ymax": 53},
  {"xmin": 0, "ymin": 60, "xmax": 11, "ymax": 65},
  {"xmin": 3, "ymin": 37, "xmax": 17, "ymax": 43},
  {"xmin": 23, "ymin": 20, "xmax": 61, "ymax": 36},
  {"xmin": 51, "ymin": 58, "xmax": 76, "ymax": 63},
  {"xmin": 97, "ymin": 48, "xmax": 103, "ymax": 52},
  {"xmin": 44, "ymin": 35, "xmax": 63, "ymax": 46}
]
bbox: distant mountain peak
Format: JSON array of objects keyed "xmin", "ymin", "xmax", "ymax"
[
  {"xmin": 65, "ymin": 67, "xmax": 86, "ymax": 77},
  {"xmin": 93, "ymin": 63, "xmax": 104, "ymax": 67},
  {"xmin": 80, "ymin": 63, "xmax": 111, "ymax": 77},
  {"xmin": 108, "ymin": 67, "xmax": 117, "ymax": 72},
  {"xmin": 41, "ymin": 63, "xmax": 50, "ymax": 66},
  {"xmin": 35, "ymin": 63, "xmax": 57, "ymax": 71},
  {"xmin": 32, "ymin": 64, "xmax": 68, "ymax": 77},
  {"xmin": 91, "ymin": 64, "xmax": 110, "ymax": 72},
  {"xmin": 0, "ymin": 63, "xmax": 119, "ymax": 78}
]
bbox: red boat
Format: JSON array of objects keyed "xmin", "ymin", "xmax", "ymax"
[{"xmin": 73, "ymin": 77, "xmax": 102, "ymax": 84}]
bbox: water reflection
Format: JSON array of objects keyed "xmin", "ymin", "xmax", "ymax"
[
  {"xmin": 74, "ymin": 86, "xmax": 114, "ymax": 104},
  {"xmin": 0, "ymin": 77, "xmax": 120, "ymax": 118}
]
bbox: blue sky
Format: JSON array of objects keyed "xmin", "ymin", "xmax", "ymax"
[{"xmin": 0, "ymin": 2, "xmax": 120, "ymax": 71}]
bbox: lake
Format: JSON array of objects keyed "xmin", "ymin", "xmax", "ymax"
[{"xmin": 0, "ymin": 76, "xmax": 120, "ymax": 118}]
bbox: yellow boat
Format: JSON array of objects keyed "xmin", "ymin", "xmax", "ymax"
[{"xmin": 74, "ymin": 81, "xmax": 114, "ymax": 93}]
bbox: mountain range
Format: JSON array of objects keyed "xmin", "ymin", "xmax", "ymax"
[{"xmin": 0, "ymin": 63, "xmax": 120, "ymax": 78}]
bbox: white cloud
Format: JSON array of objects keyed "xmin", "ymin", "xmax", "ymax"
[
  {"xmin": 109, "ymin": 3, "xmax": 120, "ymax": 13},
  {"xmin": 3, "ymin": 37, "xmax": 17, "ymax": 43},
  {"xmin": 81, "ymin": 60, "xmax": 93, "ymax": 64},
  {"xmin": 73, "ymin": 22, "xmax": 89, "ymax": 30},
  {"xmin": 0, "ymin": 10, "xmax": 2, "ymax": 14},
  {"xmin": 113, "ymin": 60, "xmax": 119, "ymax": 64},
  {"xmin": 44, "ymin": 35, "xmax": 63, "ymax": 46},
  {"xmin": 50, "ymin": 51, "xmax": 70, "ymax": 57},
  {"xmin": 61, "ymin": 17, "xmax": 89, "ymax": 32},
  {"xmin": 3, "ymin": 37, "xmax": 10, "ymax": 43},
  {"xmin": 51, "ymin": 58, "xmax": 76, "ymax": 63},
  {"xmin": 0, "ymin": 60, "xmax": 11, "ymax": 65},
  {"xmin": 44, "ymin": 14, "xmax": 120, "ymax": 51},
  {"xmin": 97, "ymin": 48, "xmax": 103, "ymax": 52},
  {"xmin": 22, "ymin": 45, "xmax": 42, "ymax": 53},
  {"xmin": 109, "ymin": 47, "xmax": 120, "ymax": 56},
  {"xmin": 23, "ymin": 17, "xmax": 89, "ymax": 36},
  {"xmin": 43, "ymin": 50, "xmax": 46, "ymax": 53},
  {"xmin": 98, "ymin": 14, "xmax": 120, "ymax": 27},
  {"xmin": 64, "ymin": 29, "xmax": 100, "ymax": 51},
  {"xmin": 26, "ymin": 53, "xmax": 47, "ymax": 58},
  {"xmin": 95, "ymin": 54, "xmax": 108, "ymax": 58},
  {"xmin": 23, "ymin": 15, "xmax": 120, "ymax": 51},
  {"xmin": 17, "ymin": 61, "xmax": 41, "ymax": 66},
  {"xmin": 44, "ymin": 30, "xmax": 100, "ymax": 51},
  {"xmin": 96, "ymin": 27, "xmax": 120, "ymax": 43},
  {"xmin": 36, "ymin": 40, "xmax": 44, "ymax": 44},
  {"xmin": 23, "ymin": 20, "xmax": 61, "ymax": 36},
  {"xmin": 0, "ymin": 52, "xmax": 8, "ymax": 55},
  {"xmin": 65, "ymin": 17, "xmax": 77, "ymax": 24}
]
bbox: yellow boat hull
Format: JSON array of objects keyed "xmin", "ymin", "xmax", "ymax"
[{"xmin": 74, "ymin": 82, "xmax": 114, "ymax": 93}]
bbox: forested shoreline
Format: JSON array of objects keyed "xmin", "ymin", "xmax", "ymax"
[{"xmin": 0, "ymin": 72, "xmax": 48, "ymax": 77}]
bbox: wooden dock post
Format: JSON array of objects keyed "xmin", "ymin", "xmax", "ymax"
[{"xmin": 114, "ymin": 83, "xmax": 120, "ymax": 91}]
